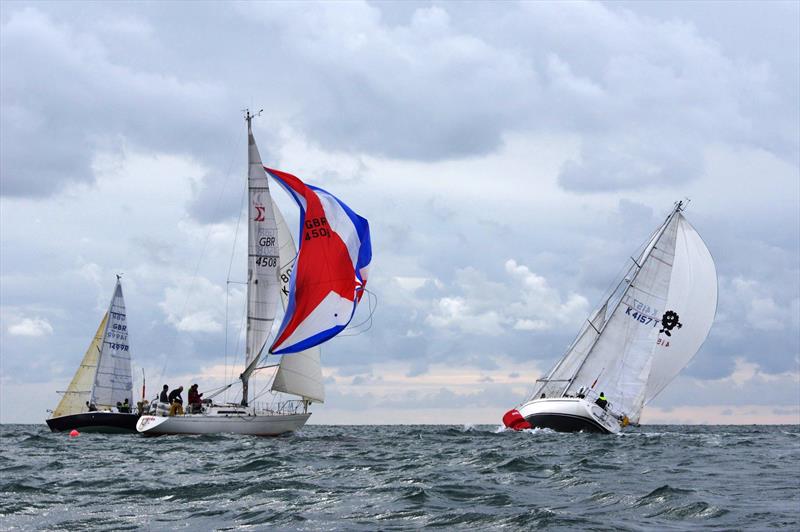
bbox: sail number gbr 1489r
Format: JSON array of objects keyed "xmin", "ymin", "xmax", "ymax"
[{"xmin": 304, "ymin": 217, "xmax": 330, "ymax": 241}]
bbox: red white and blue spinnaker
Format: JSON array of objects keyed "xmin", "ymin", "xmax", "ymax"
[{"xmin": 265, "ymin": 168, "xmax": 371, "ymax": 355}]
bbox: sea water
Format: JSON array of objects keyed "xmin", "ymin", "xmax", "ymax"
[{"xmin": 1, "ymin": 424, "xmax": 798, "ymax": 530}]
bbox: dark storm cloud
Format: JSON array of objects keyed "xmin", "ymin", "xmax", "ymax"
[{"xmin": 3, "ymin": 1, "xmax": 797, "ymax": 202}]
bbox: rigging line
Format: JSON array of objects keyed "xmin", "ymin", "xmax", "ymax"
[
  {"xmin": 336, "ymin": 289, "xmax": 378, "ymax": 337},
  {"xmin": 224, "ymin": 164, "xmax": 250, "ymax": 403},
  {"xmin": 159, "ymin": 125, "xmax": 244, "ymax": 385}
]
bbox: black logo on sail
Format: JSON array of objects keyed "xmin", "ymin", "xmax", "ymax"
[{"xmin": 659, "ymin": 310, "xmax": 682, "ymax": 336}]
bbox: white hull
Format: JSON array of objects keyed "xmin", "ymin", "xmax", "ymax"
[
  {"xmin": 136, "ymin": 407, "xmax": 310, "ymax": 436},
  {"xmin": 517, "ymin": 398, "xmax": 621, "ymax": 434}
]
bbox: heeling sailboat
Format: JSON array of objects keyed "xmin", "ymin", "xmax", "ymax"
[
  {"xmin": 137, "ymin": 111, "xmax": 366, "ymax": 436},
  {"xmin": 503, "ymin": 201, "xmax": 717, "ymax": 434},
  {"xmin": 46, "ymin": 276, "xmax": 139, "ymax": 433}
]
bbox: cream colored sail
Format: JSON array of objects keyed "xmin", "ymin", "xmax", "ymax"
[
  {"xmin": 270, "ymin": 199, "xmax": 325, "ymax": 403},
  {"xmin": 52, "ymin": 314, "xmax": 108, "ymax": 418}
]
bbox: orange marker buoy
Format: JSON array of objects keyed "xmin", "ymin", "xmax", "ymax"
[{"xmin": 69, "ymin": 429, "xmax": 80, "ymax": 437}]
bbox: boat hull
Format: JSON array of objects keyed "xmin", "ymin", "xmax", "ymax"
[
  {"xmin": 136, "ymin": 412, "xmax": 311, "ymax": 436},
  {"xmin": 517, "ymin": 398, "xmax": 620, "ymax": 434},
  {"xmin": 46, "ymin": 412, "xmax": 140, "ymax": 433}
]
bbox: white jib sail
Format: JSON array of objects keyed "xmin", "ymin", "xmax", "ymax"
[
  {"xmin": 568, "ymin": 213, "xmax": 680, "ymax": 422},
  {"xmin": 52, "ymin": 313, "xmax": 108, "ymax": 417},
  {"xmin": 645, "ymin": 214, "xmax": 717, "ymax": 403},
  {"xmin": 270, "ymin": 199, "xmax": 325, "ymax": 403},
  {"xmin": 92, "ymin": 279, "xmax": 133, "ymax": 409},
  {"xmin": 242, "ymin": 123, "xmax": 280, "ymax": 383}
]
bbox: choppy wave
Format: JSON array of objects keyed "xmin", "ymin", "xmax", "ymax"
[{"xmin": 0, "ymin": 424, "xmax": 798, "ymax": 530}]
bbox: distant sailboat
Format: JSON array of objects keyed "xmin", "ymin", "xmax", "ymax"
[
  {"xmin": 137, "ymin": 112, "xmax": 368, "ymax": 436},
  {"xmin": 503, "ymin": 202, "xmax": 717, "ymax": 434},
  {"xmin": 46, "ymin": 276, "xmax": 139, "ymax": 433}
]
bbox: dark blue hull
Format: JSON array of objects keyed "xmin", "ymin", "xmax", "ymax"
[
  {"xmin": 46, "ymin": 412, "xmax": 140, "ymax": 433},
  {"xmin": 525, "ymin": 413, "xmax": 612, "ymax": 434}
]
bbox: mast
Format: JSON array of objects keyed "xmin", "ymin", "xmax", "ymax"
[
  {"xmin": 239, "ymin": 109, "xmax": 280, "ymax": 406},
  {"xmin": 240, "ymin": 110, "xmax": 255, "ymax": 406},
  {"xmin": 561, "ymin": 201, "xmax": 685, "ymax": 396}
]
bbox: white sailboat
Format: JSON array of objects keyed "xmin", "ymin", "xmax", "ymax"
[
  {"xmin": 503, "ymin": 201, "xmax": 717, "ymax": 434},
  {"xmin": 47, "ymin": 276, "xmax": 138, "ymax": 433},
  {"xmin": 137, "ymin": 112, "xmax": 324, "ymax": 436}
]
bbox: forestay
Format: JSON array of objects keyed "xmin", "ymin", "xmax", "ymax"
[
  {"xmin": 92, "ymin": 279, "xmax": 133, "ymax": 409},
  {"xmin": 266, "ymin": 168, "xmax": 372, "ymax": 355},
  {"xmin": 270, "ymin": 200, "xmax": 325, "ymax": 403}
]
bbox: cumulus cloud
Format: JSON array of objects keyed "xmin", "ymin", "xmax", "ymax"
[
  {"xmin": 159, "ymin": 277, "xmax": 236, "ymax": 333},
  {"xmin": 7, "ymin": 317, "xmax": 53, "ymax": 337},
  {"xmin": 425, "ymin": 260, "xmax": 588, "ymax": 336}
]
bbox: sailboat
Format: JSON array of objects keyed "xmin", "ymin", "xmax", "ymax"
[
  {"xmin": 503, "ymin": 201, "xmax": 717, "ymax": 434},
  {"xmin": 46, "ymin": 276, "xmax": 139, "ymax": 433},
  {"xmin": 137, "ymin": 111, "xmax": 369, "ymax": 436}
]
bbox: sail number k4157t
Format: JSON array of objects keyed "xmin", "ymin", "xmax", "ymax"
[{"xmin": 625, "ymin": 307, "xmax": 659, "ymax": 327}]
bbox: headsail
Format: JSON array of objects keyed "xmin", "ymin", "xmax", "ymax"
[
  {"xmin": 92, "ymin": 278, "xmax": 133, "ymax": 409},
  {"xmin": 270, "ymin": 199, "xmax": 325, "ymax": 403},
  {"xmin": 52, "ymin": 313, "xmax": 108, "ymax": 417},
  {"xmin": 239, "ymin": 114, "xmax": 280, "ymax": 403},
  {"xmin": 644, "ymin": 214, "xmax": 717, "ymax": 402},
  {"xmin": 265, "ymin": 168, "xmax": 372, "ymax": 355}
]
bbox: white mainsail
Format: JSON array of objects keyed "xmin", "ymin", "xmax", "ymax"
[
  {"xmin": 52, "ymin": 314, "xmax": 108, "ymax": 417},
  {"xmin": 644, "ymin": 214, "xmax": 717, "ymax": 402},
  {"xmin": 566, "ymin": 213, "xmax": 679, "ymax": 422},
  {"xmin": 241, "ymin": 116, "xmax": 280, "ymax": 402},
  {"xmin": 270, "ymin": 201, "xmax": 325, "ymax": 403},
  {"xmin": 91, "ymin": 278, "xmax": 133, "ymax": 409}
]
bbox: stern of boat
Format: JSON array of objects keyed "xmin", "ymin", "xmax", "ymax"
[{"xmin": 136, "ymin": 415, "xmax": 170, "ymax": 436}]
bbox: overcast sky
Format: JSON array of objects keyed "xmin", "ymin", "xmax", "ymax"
[{"xmin": 1, "ymin": 0, "xmax": 798, "ymax": 425}]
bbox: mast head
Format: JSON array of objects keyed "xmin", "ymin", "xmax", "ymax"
[{"xmin": 243, "ymin": 108, "xmax": 264, "ymax": 129}]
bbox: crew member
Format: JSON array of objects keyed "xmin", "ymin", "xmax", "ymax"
[
  {"xmin": 187, "ymin": 384, "xmax": 203, "ymax": 413},
  {"xmin": 120, "ymin": 398, "xmax": 131, "ymax": 413},
  {"xmin": 168, "ymin": 386, "xmax": 184, "ymax": 416},
  {"xmin": 160, "ymin": 384, "xmax": 169, "ymax": 403},
  {"xmin": 595, "ymin": 392, "xmax": 608, "ymax": 410},
  {"xmin": 85, "ymin": 401, "xmax": 98, "ymax": 412}
]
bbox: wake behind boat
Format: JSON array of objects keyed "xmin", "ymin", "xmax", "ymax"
[
  {"xmin": 504, "ymin": 202, "xmax": 717, "ymax": 434},
  {"xmin": 46, "ymin": 276, "xmax": 140, "ymax": 433},
  {"xmin": 137, "ymin": 111, "xmax": 371, "ymax": 437}
]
